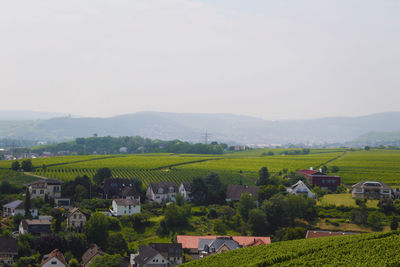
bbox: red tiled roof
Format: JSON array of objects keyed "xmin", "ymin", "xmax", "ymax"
[
  {"xmin": 41, "ymin": 249, "xmax": 67, "ymax": 266},
  {"xmin": 305, "ymin": 230, "xmax": 359, "ymax": 239},
  {"xmin": 177, "ymin": 235, "xmax": 271, "ymax": 249},
  {"xmin": 297, "ymin": 169, "xmax": 318, "ymax": 176}
]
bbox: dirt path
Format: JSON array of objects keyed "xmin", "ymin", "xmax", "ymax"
[{"xmin": 314, "ymin": 151, "xmax": 348, "ymax": 169}]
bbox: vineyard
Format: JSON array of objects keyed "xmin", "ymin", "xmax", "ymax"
[{"xmin": 182, "ymin": 231, "xmax": 400, "ymax": 266}]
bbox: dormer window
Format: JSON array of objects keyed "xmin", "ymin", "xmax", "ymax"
[
  {"xmin": 169, "ymin": 187, "xmax": 175, "ymax": 193},
  {"xmin": 158, "ymin": 188, "xmax": 164, "ymax": 194}
]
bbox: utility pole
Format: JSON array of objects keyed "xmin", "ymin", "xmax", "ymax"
[{"xmin": 201, "ymin": 130, "xmax": 212, "ymax": 145}]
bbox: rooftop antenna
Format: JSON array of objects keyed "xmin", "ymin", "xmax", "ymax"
[{"xmin": 201, "ymin": 130, "xmax": 212, "ymax": 145}]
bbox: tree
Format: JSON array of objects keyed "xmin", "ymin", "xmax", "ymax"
[
  {"xmin": 62, "ymin": 232, "xmax": 87, "ymax": 259},
  {"xmin": 330, "ymin": 166, "xmax": 340, "ymax": 173},
  {"xmin": 84, "ymin": 212, "xmax": 109, "ymax": 248},
  {"xmin": 258, "ymin": 185, "xmax": 279, "ymax": 203},
  {"xmin": 74, "ymin": 184, "xmax": 88, "ymax": 202},
  {"xmin": 189, "ymin": 178, "xmax": 208, "ymax": 204},
  {"xmin": 93, "ymin": 168, "xmax": 112, "ymax": 184},
  {"xmin": 68, "ymin": 258, "xmax": 80, "ymax": 267},
  {"xmin": 282, "ymin": 227, "xmax": 306, "ymax": 241},
  {"xmin": 90, "ymin": 254, "xmax": 124, "ymax": 267},
  {"xmin": 237, "ymin": 192, "xmax": 256, "ymax": 222},
  {"xmin": 390, "ymin": 217, "xmax": 398, "ymax": 231},
  {"xmin": 11, "ymin": 160, "xmax": 20, "ymax": 171},
  {"xmin": 50, "ymin": 208, "xmax": 63, "ymax": 232},
  {"xmin": 321, "ymin": 165, "xmax": 328, "ymax": 174},
  {"xmin": 256, "ymin": 167, "xmax": 270, "ymax": 186},
  {"xmin": 107, "ymin": 232, "xmax": 127, "ymax": 255},
  {"xmin": 367, "ymin": 211, "xmax": 384, "ymax": 230},
  {"xmin": 365, "ymin": 146, "xmax": 371, "ymax": 151},
  {"xmin": 25, "ymin": 189, "xmax": 32, "ymax": 219},
  {"xmin": 204, "ymin": 173, "xmax": 225, "ymax": 204},
  {"xmin": 21, "ymin": 159, "xmax": 33, "ymax": 172},
  {"xmin": 34, "ymin": 234, "xmax": 64, "ymax": 255},
  {"xmin": 248, "ymin": 209, "xmax": 269, "ymax": 235},
  {"xmin": 214, "ymin": 219, "xmax": 227, "ymax": 235}
]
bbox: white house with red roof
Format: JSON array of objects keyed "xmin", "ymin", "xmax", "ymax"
[{"xmin": 41, "ymin": 249, "xmax": 67, "ymax": 267}]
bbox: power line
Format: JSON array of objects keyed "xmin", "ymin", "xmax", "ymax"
[{"xmin": 201, "ymin": 130, "xmax": 212, "ymax": 145}]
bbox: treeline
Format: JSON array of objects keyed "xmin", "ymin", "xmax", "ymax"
[{"xmin": 31, "ymin": 136, "xmax": 228, "ymax": 155}]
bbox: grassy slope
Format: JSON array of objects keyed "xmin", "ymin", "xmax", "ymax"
[
  {"xmin": 319, "ymin": 193, "xmax": 378, "ymax": 208},
  {"xmin": 182, "ymin": 231, "xmax": 400, "ymax": 267},
  {"xmin": 0, "ymin": 169, "xmax": 39, "ymax": 186}
]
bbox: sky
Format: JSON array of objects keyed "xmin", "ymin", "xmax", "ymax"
[{"xmin": 0, "ymin": 0, "xmax": 399, "ymax": 120}]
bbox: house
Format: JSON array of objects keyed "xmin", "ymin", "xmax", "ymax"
[
  {"xmin": 352, "ymin": 181, "xmax": 392, "ymax": 199},
  {"xmin": 2, "ymin": 200, "xmax": 38, "ymax": 218},
  {"xmin": 286, "ymin": 180, "xmax": 315, "ymax": 198},
  {"xmin": 82, "ymin": 244, "xmax": 105, "ymax": 267},
  {"xmin": 198, "ymin": 237, "xmax": 241, "ymax": 256},
  {"xmin": 25, "ymin": 179, "xmax": 62, "ymax": 200},
  {"xmin": 101, "ymin": 178, "xmax": 141, "ymax": 200},
  {"xmin": 111, "ymin": 199, "xmax": 141, "ymax": 217},
  {"xmin": 19, "ymin": 219, "xmax": 51, "ymax": 235},
  {"xmin": 146, "ymin": 182, "xmax": 178, "ymax": 203},
  {"xmin": 178, "ymin": 182, "xmax": 191, "ymax": 201},
  {"xmin": 305, "ymin": 230, "xmax": 359, "ymax": 239},
  {"xmin": 0, "ymin": 237, "xmax": 18, "ymax": 266},
  {"xmin": 66, "ymin": 208, "xmax": 90, "ymax": 232},
  {"xmin": 177, "ymin": 235, "xmax": 271, "ymax": 255},
  {"xmin": 225, "ymin": 185, "xmax": 259, "ymax": 201},
  {"xmin": 41, "ymin": 249, "xmax": 67, "ymax": 267},
  {"xmin": 131, "ymin": 243, "xmax": 182, "ymax": 267},
  {"xmin": 297, "ymin": 169, "xmax": 340, "ymax": 191}
]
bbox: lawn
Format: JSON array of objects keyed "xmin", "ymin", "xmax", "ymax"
[
  {"xmin": 318, "ymin": 193, "xmax": 378, "ymax": 208},
  {"xmin": 0, "ymin": 169, "xmax": 40, "ymax": 186}
]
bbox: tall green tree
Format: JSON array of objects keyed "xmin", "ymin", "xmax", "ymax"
[
  {"xmin": 248, "ymin": 209, "xmax": 269, "ymax": 235},
  {"xmin": 204, "ymin": 173, "xmax": 225, "ymax": 204},
  {"xmin": 90, "ymin": 254, "xmax": 124, "ymax": 267},
  {"xmin": 256, "ymin": 166, "xmax": 270, "ymax": 186},
  {"xmin": 189, "ymin": 178, "xmax": 208, "ymax": 204},
  {"xmin": 237, "ymin": 192, "xmax": 256, "ymax": 222},
  {"xmin": 94, "ymin": 168, "xmax": 112, "ymax": 184},
  {"xmin": 24, "ymin": 189, "xmax": 32, "ymax": 219},
  {"xmin": 84, "ymin": 212, "xmax": 109, "ymax": 248},
  {"xmin": 21, "ymin": 159, "xmax": 33, "ymax": 172},
  {"xmin": 11, "ymin": 160, "xmax": 20, "ymax": 171},
  {"xmin": 106, "ymin": 233, "xmax": 127, "ymax": 255}
]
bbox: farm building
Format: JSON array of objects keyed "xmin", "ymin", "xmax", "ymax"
[
  {"xmin": 297, "ymin": 169, "xmax": 340, "ymax": 191},
  {"xmin": 352, "ymin": 181, "xmax": 392, "ymax": 199}
]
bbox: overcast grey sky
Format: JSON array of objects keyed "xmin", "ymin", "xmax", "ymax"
[{"xmin": 1, "ymin": 0, "xmax": 399, "ymax": 120}]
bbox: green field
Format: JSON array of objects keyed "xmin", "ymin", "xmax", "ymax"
[
  {"xmin": 182, "ymin": 231, "xmax": 400, "ymax": 266},
  {"xmin": 319, "ymin": 193, "xmax": 379, "ymax": 208},
  {"xmin": 326, "ymin": 149, "xmax": 400, "ymax": 185},
  {"xmin": 1, "ymin": 148, "xmax": 400, "ymax": 187}
]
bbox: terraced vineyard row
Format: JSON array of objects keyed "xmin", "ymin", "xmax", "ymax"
[
  {"xmin": 183, "ymin": 231, "xmax": 400, "ymax": 266},
  {"xmin": 33, "ymin": 167, "xmax": 248, "ymax": 186}
]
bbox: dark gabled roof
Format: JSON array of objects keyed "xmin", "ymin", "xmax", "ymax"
[
  {"xmin": 199, "ymin": 237, "xmax": 240, "ymax": 252},
  {"xmin": 3, "ymin": 200, "xmax": 23, "ymax": 209},
  {"xmin": 41, "ymin": 249, "xmax": 67, "ymax": 265},
  {"xmin": 82, "ymin": 244, "xmax": 104, "ymax": 265},
  {"xmin": 135, "ymin": 245, "xmax": 161, "ymax": 265},
  {"xmin": 0, "ymin": 237, "xmax": 18, "ymax": 254},
  {"xmin": 149, "ymin": 182, "xmax": 178, "ymax": 194},
  {"xmin": 25, "ymin": 179, "xmax": 61, "ymax": 186},
  {"xmin": 149, "ymin": 243, "xmax": 182, "ymax": 258},
  {"xmin": 67, "ymin": 207, "xmax": 90, "ymax": 220},
  {"xmin": 352, "ymin": 180, "xmax": 392, "ymax": 190},
  {"xmin": 113, "ymin": 198, "xmax": 140, "ymax": 206},
  {"xmin": 120, "ymin": 186, "xmax": 140, "ymax": 198},
  {"xmin": 226, "ymin": 185, "xmax": 259, "ymax": 200}
]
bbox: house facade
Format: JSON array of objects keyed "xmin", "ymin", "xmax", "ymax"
[
  {"xmin": 198, "ymin": 237, "xmax": 240, "ymax": 256},
  {"xmin": 111, "ymin": 199, "xmax": 141, "ymax": 216},
  {"xmin": 0, "ymin": 237, "xmax": 18, "ymax": 266},
  {"xmin": 41, "ymin": 249, "xmax": 67, "ymax": 267},
  {"xmin": 2, "ymin": 200, "xmax": 38, "ymax": 218},
  {"xmin": 352, "ymin": 181, "xmax": 392, "ymax": 199},
  {"xmin": 26, "ymin": 179, "xmax": 62, "ymax": 200},
  {"xmin": 297, "ymin": 169, "xmax": 340, "ymax": 191},
  {"xmin": 179, "ymin": 182, "xmax": 191, "ymax": 201},
  {"xmin": 66, "ymin": 208, "xmax": 90, "ymax": 232},
  {"xmin": 81, "ymin": 244, "xmax": 104, "ymax": 267},
  {"xmin": 19, "ymin": 219, "xmax": 51, "ymax": 235},
  {"xmin": 286, "ymin": 180, "xmax": 315, "ymax": 198},
  {"xmin": 146, "ymin": 182, "xmax": 178, "ymax": 203},
  {"xmin": 131, "ymin": 243, "xmax": 182, "ymax": 267}
]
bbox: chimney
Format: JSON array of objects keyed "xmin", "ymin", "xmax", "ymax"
[
  {"xmin": 310, "ymin": 167, "xmax": 313, "ymax": 170},
  {"xmin": 319, "ymin": 168, "xmax": 322, "ymax": 172}
]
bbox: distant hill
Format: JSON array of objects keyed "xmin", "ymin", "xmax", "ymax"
[
  {"xmin": 1, "ymin": 111, "xmax": 400, "ymax": 145},
  {"xmin": 351, "ymin": 131, "xmax": 400, "ymax": 146},
  {"xmin": 0, "ymin": 110, "xmax": 68, "ymax": 121}
]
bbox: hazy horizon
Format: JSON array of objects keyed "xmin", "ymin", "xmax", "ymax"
[{"xmin": 1, "ymin": 0, "xmax": 399, "ymax": 120}]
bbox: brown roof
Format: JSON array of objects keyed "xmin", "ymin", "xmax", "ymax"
[
  {"xmin": 22, "ymin": 219, "xmax": 51, "ymax": 226},
  {"xmin": 135, "ymin": 245, "xmax": 161, "ymax": 265},
  {"xmin": 25, "ymin": 179, "xmax": 61, "ymax": 186},
  {"xmin": 41, "ymin": 249, "xmax": 67, "ymax": 266},
  {"xmin": 0, "ymin": 237, "xmax": 18, "ymax": 254},
  {"xmin": 305, "ymin": 230, "xmax": 359, "ymax": 239},
  {"xmin": 82, "ymin": 244, "xmax": 104, "ymax": 265},
  {"xmin": 226, "ymin": 185, "xmax": 259, "ymax": 201},
  {"xmin": 120, "ymin": 186, "xmax": 140, "ymax": 198},
  {"xmin": 149, "ymin": 243, "xmax": 182, "ymax": 258},
  {"xmin": 149, "ymin": 182, "xmax": 178, "ymax": 194},
  {"xmin": 177, "ymin": 235, "xmax": 271, "ymax": 249},
  {"xmin": 113, "ymin": 199, "xmax": 140, "ymax": 206}
]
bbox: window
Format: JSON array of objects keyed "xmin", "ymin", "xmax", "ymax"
[
  {"xmin": 79, "ymin": 214, "xmax": 82, "ymax": 219},
  {"xmin": 40, "ymin": 190, "xmax": 44, "ymax": 194},
  {"xmin": 32, "ymin": 190, "xmax": 36, "ymax": 194},
  {"xmin": 51, "ymin": 260, "xmax": 57, "ymax": 264},
  {"xmin": 74, "ymin": 214, "xmax": 77, "ymax": 219}
]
